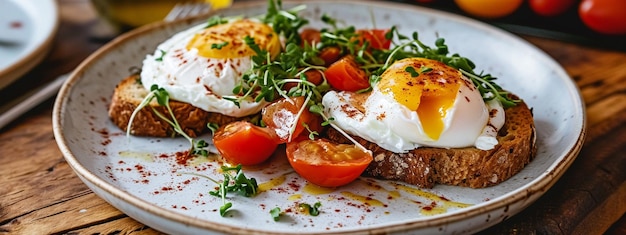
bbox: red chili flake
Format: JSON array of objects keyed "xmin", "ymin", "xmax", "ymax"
[
  {"xmin": 287, "ymin": 182, "xmax": 301, "ymax": 191},
  {"xmin": 203, "ymin": 84, "xmax": 214, "ymax": 94},
  {"xmin": 96, "ymin": 128, "xmax": 109, "ymax": 136},
  {"xmin": 175, "ymin": 151, "xmax": 193, "ymax": 165},
  {"xmin": 10, "ymin": 21, "xmax": 22, "ymax": 28},
  {"xmin": 489, "ymin": 109, "xmax": 499, "ymax": 118}
]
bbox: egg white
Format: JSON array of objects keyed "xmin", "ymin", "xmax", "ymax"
[
  {"xmin": 322, "ymin": 75, "xmax": 505, "ymax": 153},
  {"xmin": 140, "ymin": 23, "xmax": 264, "ymax": 117}
]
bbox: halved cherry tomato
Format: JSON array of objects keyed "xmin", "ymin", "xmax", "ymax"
[
  {"xmin": 262, "ymin": 96, "xmax": 316, "ymax": 143},
  {"xmin": 318, "ymin": 46, "xmax": 342, "ymax": 66},
  {"xmin": 300, "ymin": 28, "xmax": 321, "ymax": 46},
  {"xmin": 579, "ymin": 0, "xmax": 626, "ymax": 35},
  {"xmin": 213, "ymin": 121, "xmax": 279, "ymax": 165},
  {"xmin": 324, "ymin": 55, "xmax": 370, "ymax": 91},
  {"xmin": 356, "ymin": 29, "xmax": 392, "ymax": 50},
  {"xmin": 286, "ymin": 139, "xmax": 373, "ymax": 188},
  {"xmin": 529, "ymin": 0, "xmax": 575, "ymax": 17}
]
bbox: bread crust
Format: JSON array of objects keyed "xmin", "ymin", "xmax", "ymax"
[
  {"xmin": 325, "ymin": 98, "xmax": 536, "ymax": 188},
  {"xmin": 108, "ymin": 75, "xmax": 252, "ymax": 137}
]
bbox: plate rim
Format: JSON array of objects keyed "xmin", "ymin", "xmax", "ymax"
[
  {"xmin": 53, "ymin": 0, "xmax": 587, "ymax": 234},
  {"xmin": 0, "ymin": 0, "xmax": 59, "ymax": 89}
]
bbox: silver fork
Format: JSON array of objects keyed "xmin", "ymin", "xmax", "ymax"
[
  {"xmin": 164, "ymin": 2, "xmax": 212, "ymax": 22},
  {"xmin": 0, "ymin": 3, "xmax": 213, "ymax": 130}
]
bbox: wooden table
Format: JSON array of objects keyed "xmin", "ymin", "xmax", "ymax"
[{"xmin": 1, "ymin": 0, "xmax": 624, "ymax": 234}]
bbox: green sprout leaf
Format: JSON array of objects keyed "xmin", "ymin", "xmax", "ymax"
[
  {"xmin": 207, "ymin": 165, "xmax": 259, "ymax": 216},
  {"xmin": 155, "ymin": 49, "xmax": 166, "ymax": 62},
  {"xmin": 211, "ymin": 42, "xmax": 229, "ymax": 49},
  {"xmin": 270, "ymin": 207, "xmax": 282, "ymax": 221},
  {"xmin": 206, "ymin": 15, "xmax": 229, "ymax": 28},
  {"xmin": 405, "ymin": 66, "xmax": 420, "ymax": 77},
  {"xmin": 299, "ymin": 202, "xmax": 322, "ymax": 216}
]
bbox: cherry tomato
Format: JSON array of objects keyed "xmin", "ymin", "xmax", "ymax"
[
  {"xmin": 529, "ymin": 0, "xmax": 575, "ymax": 17},
  {"xmin": 318, "ymin": 46, "xmax": 342, "ymax": 66},
  {"xmin": 356, "ymin": 29, "xmax": 392, "ymax": 50},
  {"xmin": 454, "ymin": 0, "xmax": 523, "ymax": 19},
  {"xmin": 283, "ymin": 70, "xmax": 324, "ymax": 92},
  {"xmin": 286, "ymin": 139, "xmax": 373, "ymax": 188},
  {"xmin": 213, "ymin": 121, "xmax": 279, "ymax": 165},
  {"xmin": 262, "ymin": 96, "xmax": 316, "ymax": 143},
  {"xmin": 579, "ymin": 0, "xmax": 626, "ymax": 35},
  {"xmin": 300, "ymin": 28, "xmax": 321, "ymax": 46},
  {"xmin": 324, "ymin": 55, "xmax": 370, "ymax": 91}
]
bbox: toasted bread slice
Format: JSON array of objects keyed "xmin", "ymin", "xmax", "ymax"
[
  {"xmin": 108, "ymin": 75, "xmax": 251, "ymax": 137},
  {"xmin": 325, "ymin": 97, "xmax": 536, "ymax": 188}
]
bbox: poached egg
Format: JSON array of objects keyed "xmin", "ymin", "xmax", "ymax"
[
  {"xmin": 322, "ymin": 57, "xmax": 505, "ymax": 153},
  {"xmin": 140, "ymin": 19, "xmax": 281, "ymax": 117}
]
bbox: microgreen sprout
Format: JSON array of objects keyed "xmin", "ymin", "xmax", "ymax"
[
  {"xmin": 405, "ymin": 66, "xmax": 420, "ymax": 77},
  {"xmin": 125, "ymin": 85, "xmax": 210, "ymax": 157},
  {"xmin": 207, "ymin": 122, "xmax": 219, "ymax": 134},
  {"xmin": 211, "ymin": 165, "xmax": 258, "ymax": 216},
  {"xmin": 309, "ymin": 103, "xmax": 369, "ymax": 154},
  {"xmin": 301, "ymin": 122, "xmax": 319, "ymax": 140},
  {"xmin": 420, "ymin": 66, "xmax": 433, "ymax": 73},
  {"xmin": 192, "ymin": 140, "xmax": 210, "ymax": 157},
  {"xmin": 270, "ymin": 207, "xmax": 283, "ymax": 221},
  {"xmin": 206, "ymin": 15, "xmax": 229, "ymax": 28},
  {"xmin": 211, "ymin": 42, "xmax": 229, "ymax": 49},
  {"xmin": 155, "ymin": 49, "xmax": 166, "ymax": 62},
  {"xmin": 299, "ymin": 202, "xmax": 322, "ymax": 216},
  {"xmin": 181, "ymin": 164, "xmax": 258, "ymax": 217}
]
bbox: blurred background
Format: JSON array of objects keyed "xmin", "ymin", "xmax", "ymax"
[
  {"xmin": 92, "ymin": 0, "xmax": 626, "ymax": 51},
  {"xmin": 393, "ymin": 0, "xmax": 626, "ymax": 51}
]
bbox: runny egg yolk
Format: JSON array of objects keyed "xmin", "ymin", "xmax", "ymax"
[
  {"xmin": 185, "ymin": 19, "xmax": 281, "ymax": 59},
  {"xmin": 377, "ymin": 58, "xmax": 464, "ymax": 140}
]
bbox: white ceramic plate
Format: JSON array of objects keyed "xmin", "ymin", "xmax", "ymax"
[
  {"xmin": 0, "ymin": 0, "xmax": 59, "ymax": 89},
  {"xmin": 53, "ymin": 1, "xmax": 585, "ymax": 234}
]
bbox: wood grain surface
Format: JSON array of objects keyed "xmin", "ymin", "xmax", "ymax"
[{"xmin": 0, "ymin": 0, "xmax": 624, "ymax": 234}]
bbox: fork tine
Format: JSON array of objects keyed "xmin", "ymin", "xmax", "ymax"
[{"xmin": 164, "ymin": 3, "xmax": 212, "ymax": 22}]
